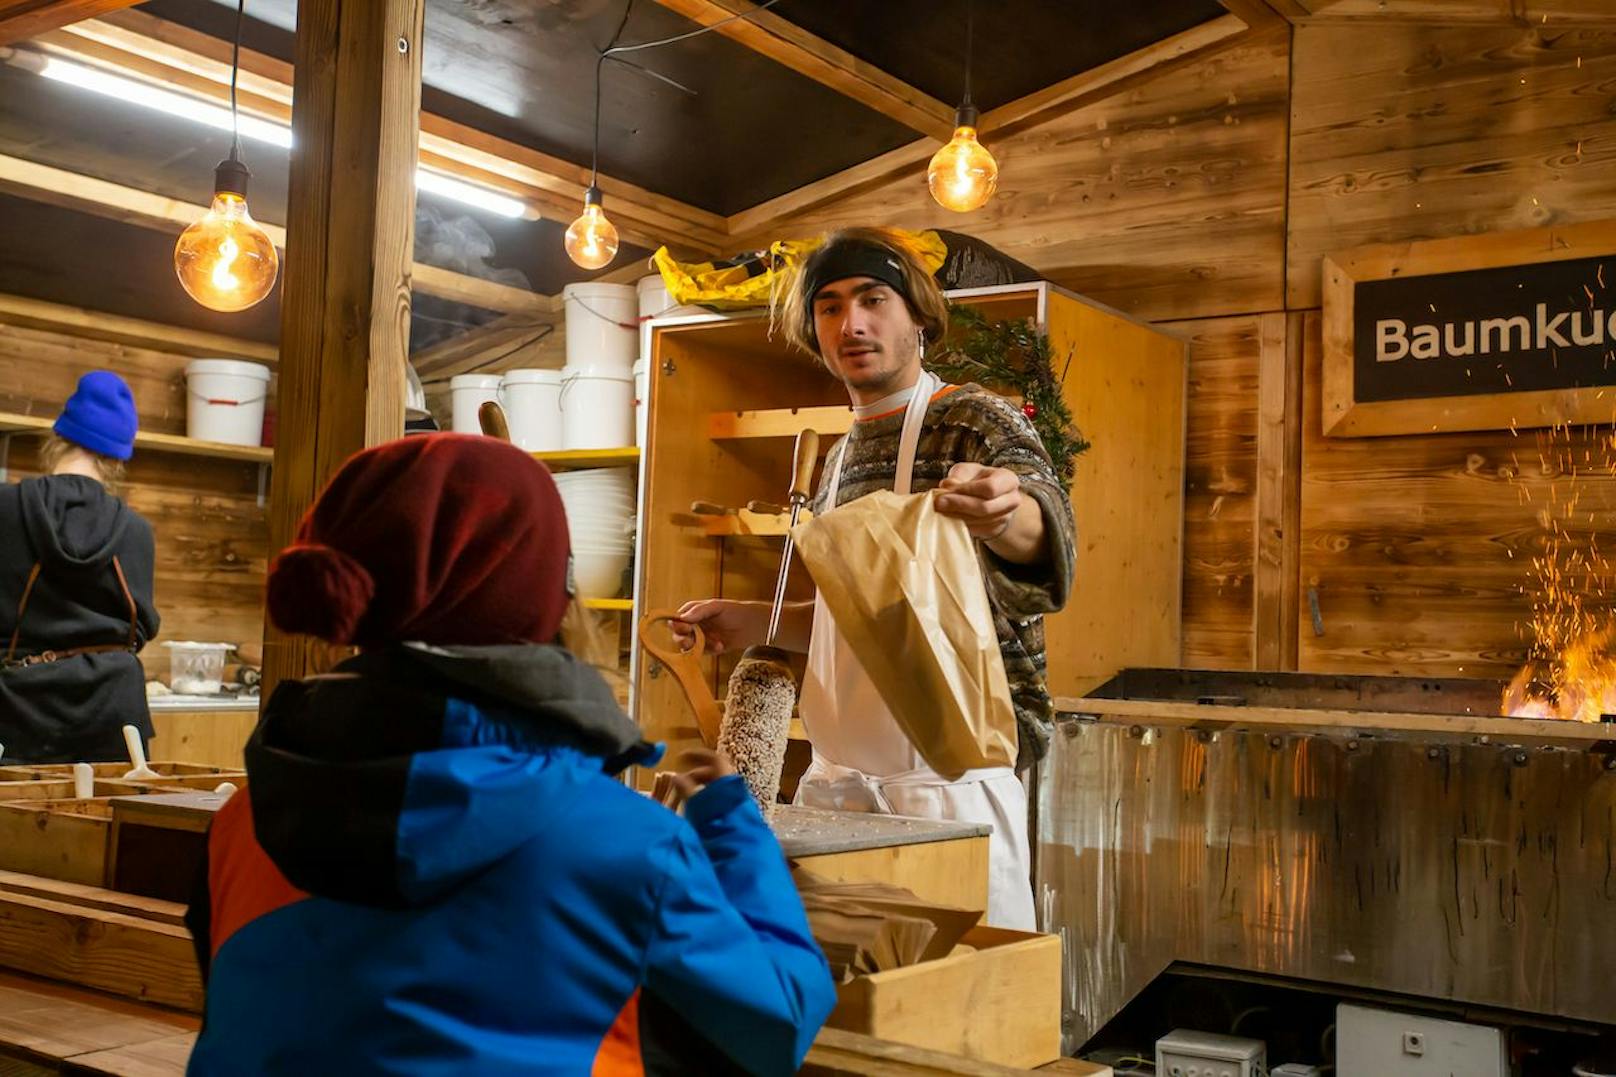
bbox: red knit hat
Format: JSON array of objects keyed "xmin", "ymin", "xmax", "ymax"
[{"xmin": 266, "ymin": 434, "xmax": 571, "ymax": 647}]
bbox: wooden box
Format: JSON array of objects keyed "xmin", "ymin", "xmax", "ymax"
[
  {"xmin": 0, "ymin": 766, "xmax": 243, "ymax": 888},
  {"xmin": 827, "ymin": 925, "xmax": 1062, "ymax": 1069}
]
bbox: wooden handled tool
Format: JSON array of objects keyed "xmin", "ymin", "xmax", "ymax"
[
  {"xmin": 766, "ymin": 429, "xmax": 818, "ymax": 645},
  {"xmin": 690, "ymin": 500, "xmax": 734, "ymax": 516},
  {"xmin": 637, "ymin": 609, "xmax": 723, "ymax": 747},
  {"xmin": 746, "ymin": 499, "xmax": 787, "ymax": 516},
  {"xmin": 478, "ymin": 400, "xmax": 511, "ymax": 442}
]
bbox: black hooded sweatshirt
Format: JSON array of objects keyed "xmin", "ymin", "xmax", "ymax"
[{"xmin": 0, "ymin": 475, "xmax": 159, "ymax": 762}]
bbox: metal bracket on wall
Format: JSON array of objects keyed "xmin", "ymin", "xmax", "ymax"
[
  {"xmin": 1307, "ymin": 586, "xmax": 1325, "ymax": 636},
  {"xmin": 256, "ymin": 463, "xmax": 269, "ymax": 509}
]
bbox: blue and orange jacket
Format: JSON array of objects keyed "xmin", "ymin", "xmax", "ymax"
[{"xmin": 185, "ymin": 644, "xmax": 836, "ymax": 1075}]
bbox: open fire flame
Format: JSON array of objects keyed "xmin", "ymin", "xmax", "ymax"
[
  {"xmin": 1502, "ymin": 421, "xmax": 1616, "ymax": 721},
  {"xmin": 1502, "ymin": 629, "xmax": 1616, "ymax": 721}
]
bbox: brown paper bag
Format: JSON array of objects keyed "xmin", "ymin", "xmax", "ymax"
[{"xmin": 792, "ymin": 488, "xmax": 1017, "ymax": 779}]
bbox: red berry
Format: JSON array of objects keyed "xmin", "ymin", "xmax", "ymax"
[{"xmin": 1022, "ymin": 402, "xmax": 1038, "ymax": 418}]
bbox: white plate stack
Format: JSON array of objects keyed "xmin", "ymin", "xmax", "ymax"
[{"xmin": 553, "ymin": 467, "xmax": 635, "ymax": 597}]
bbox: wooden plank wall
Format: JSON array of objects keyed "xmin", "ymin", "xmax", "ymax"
[
  {"xmin": 0, "ymin": 320, "xmax": 267, "ymax": 681},
  {"xmin": 733, "ymin": 12, "xmax": 1616, "ymax": 678}
]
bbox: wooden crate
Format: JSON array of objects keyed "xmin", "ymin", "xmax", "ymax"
[
  {"xmin": 0, "ymin": 800, "xmax": 112, "ymax": 887},
  {"xmin": 828, "ymin": 926, "xmax": 1062, "ymax": 1069},
  {"xmin": 0, "ymin": 769, "xmax": 243, "ymax": 888}
]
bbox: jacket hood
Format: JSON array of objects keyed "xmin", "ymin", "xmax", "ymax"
[
  {"xmin": 20, "ymin": 475, "xmax": 130, "ymax": 569},
  {"xmin": 246, "ymin": 644, "xmax": 661, "ymax": 908}
]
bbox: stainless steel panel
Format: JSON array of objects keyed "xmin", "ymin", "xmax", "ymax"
[{"xmin": 1035, "ymin": 716, "xmax": 1616, "ymax": 1049}]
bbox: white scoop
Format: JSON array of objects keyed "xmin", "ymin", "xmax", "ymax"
[{"xmin": 121, "ymin": 724, "xmax": 159, "ymax": 780}]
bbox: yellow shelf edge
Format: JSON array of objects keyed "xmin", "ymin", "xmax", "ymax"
[
  {"xmin": 582, "ymin": 597, "xmax": 633, "ymax": 611},
  {"xmin": 532, "ymin": 447, "xmax": 641, "ymax": 471}
]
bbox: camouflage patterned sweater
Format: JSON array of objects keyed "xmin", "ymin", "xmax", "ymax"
[{"xmin": 809, "ymin": 382, "xmax": 1077, "ymax": 768}]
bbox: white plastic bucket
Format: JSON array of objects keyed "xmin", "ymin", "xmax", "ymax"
[
  {"xmin": 633, "ymin": 359, "xmax": 649, "ymax": 448},
  {"xmin": 560, "ymin": 372, "xmax": 634, "ymax": 450},
  {"xmin": 635, "ymin": 274, "xmax": 703, "ymax": 322},
  {"xmin": 636, "ymin": 274, "xmax": 703, "ymax": 363},
  {"xmin": 564, "ymin": 283, "xmax": 637, "ymax": 375},
  {"xmin": 184, "ymin": 359, "xmax": 271, "ymax": 446},
  {"xmin": 499, "ymin": 369, "xmax": 563, "ymax": 452},
  {"xmin": 449, "ymin": 374, "xmax": 502, "ymax": 434}
]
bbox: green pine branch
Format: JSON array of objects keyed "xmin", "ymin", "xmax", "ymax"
[{"xmin": 926, "ymin": 305, "xmax": 1090, "ymax": 487}]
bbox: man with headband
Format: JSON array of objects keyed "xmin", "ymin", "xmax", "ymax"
[{"xmin": 674, "ymin": 227, "xmax": 1077, "ymax": 929}]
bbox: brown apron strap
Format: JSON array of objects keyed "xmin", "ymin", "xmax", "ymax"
[
  {"xmin": 5, "ymin": 562, "xmax": 42, "ymax": 663},
  {"xmin": 5, "ymin": 558, "xmax": 140, "ymax": 665},
  {"xmin": 111, "ymin": 556, "xmax": 138, "ymax": 649}
]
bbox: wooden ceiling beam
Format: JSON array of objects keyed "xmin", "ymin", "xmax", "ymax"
[
  {"xmin": 648, "ymin": 0, "xmax": 957, "ymax": 141},
  {"xmin": 725, "ymin": 14, "xmax": 1256, "ymax": 239},
  {"xmin": 0, "ymin": 292, "xmax": 278, "ymax": 362},
  {"xmin": 977, "ymin": 15, "xmax": 1251, "ymax": 135},
  {"xmin": 0, "ymin": 0, "xmax": 137, "ymax": 46},
  {"xmin": 1214, "ymin": 0, "xmax": 1290, "ymax": 29},
  {"xmin": 43, "ymin": 10, "xmax": 728, "ymax": 255},
  {"xmin": 1292, "ymin": 0, "xmax": 1616, "ymax": 22},
  {"xmin": 0, "ymin": 153, "xmax": 556, "ymax": 316}
]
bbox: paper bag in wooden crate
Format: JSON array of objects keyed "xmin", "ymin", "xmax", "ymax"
[{"xmin": 791, "ymin": 489, "xmax": 1016, "ymax": 779}]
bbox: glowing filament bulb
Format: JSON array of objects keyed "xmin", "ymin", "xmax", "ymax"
[
  {"xmin": 565, "ymin": 186, "xmax": 619, "ymax": 270},
  {"xmin": 174, "ymin": 160, "xmax": 278, "ymax": 313},
  {"xmin": 928, "ymin": 119, "xmax": 998, "ymax": 214}
]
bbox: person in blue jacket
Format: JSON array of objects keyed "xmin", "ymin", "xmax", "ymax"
[{"xmin": 184, "ymin": 434, "xmax": 836, "ymax": 1076}]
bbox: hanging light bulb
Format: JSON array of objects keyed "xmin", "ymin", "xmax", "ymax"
[
  {"xmin": 174, "ymin": 158, "xmax": 279, "ymax": 312},
  {"xmin": 928, "ymin": 103, "xmax": 998, "ymax": 213},
  {"xmin": 565, "ymin": 185, "xmax": 619, "ymax": 270},
  {"xmin": 929, "ymin": 0, "xmax": 998, "ymax": 213},
  {"xmin": 173, "ymin": 0, "xmax": 277, "ymax": 312}
]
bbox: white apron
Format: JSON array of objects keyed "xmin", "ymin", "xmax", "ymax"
[{"xmin": 794, "ymin": 371, "xmax": 1035, "ymax": 931}]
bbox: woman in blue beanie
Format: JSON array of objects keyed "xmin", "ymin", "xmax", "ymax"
[{"xmin": 0, "ymin": 371, "xmax": 161, "ymax": 762}]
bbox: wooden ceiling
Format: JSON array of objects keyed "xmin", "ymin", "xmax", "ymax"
[{"xmin": 0, "ymin": 0, "xmax": 1286, "ymax": 352}]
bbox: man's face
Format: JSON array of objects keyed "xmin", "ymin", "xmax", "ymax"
[{"xmin": 811, "ymin": 277, "xmax": 923, "ymax": 401}]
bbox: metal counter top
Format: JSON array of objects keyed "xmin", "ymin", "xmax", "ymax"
[{"xmin": 770, "ymin": 805, "xmax": 989, "ymax": 858}]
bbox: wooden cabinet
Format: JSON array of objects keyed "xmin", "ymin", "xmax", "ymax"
[{"xmin": 632, "ymin": 282, "xmax": 1186, "ymax": 774}]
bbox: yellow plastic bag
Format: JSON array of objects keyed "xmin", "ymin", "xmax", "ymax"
[
  {"xmin": 791, "ymin": 489, "xmax": 1017, "ymax": 779},
  {"xmin": 651, "ymin": 231, "xmax": 949, "ymax": 312}
]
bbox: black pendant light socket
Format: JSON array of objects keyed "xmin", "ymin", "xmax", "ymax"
[{"xmin": 213, "ymin": 156, "xmax": 251, "ymax": 198}]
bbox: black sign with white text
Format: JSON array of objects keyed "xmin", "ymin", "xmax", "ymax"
[{"xmin": 1353, "ymin": 255, "xmax": 1616, "ymax": 403}]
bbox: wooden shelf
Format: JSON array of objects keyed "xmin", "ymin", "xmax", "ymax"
[
  {"xmin": 708, "ymin": 405, "xmax": 854, "ymax": 440},
  {"xmin": 582, "ymin": 597, "xmax": 632, "ymax": 611},
  {"xmin": 532, "ymin": 447, "xmax": 640, "ymax": 470},
  {"xmin": 0, "ymin": 411, "xmax": 273, "ymax": 464}
]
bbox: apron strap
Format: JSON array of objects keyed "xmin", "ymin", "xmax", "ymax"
[
  {"xmin": 824, "ymin": 369, "xmax": 941, "ymax": 510},
  {"xmin": 111, "ymin": 556, "xmax": 139, "ymax": 649},
  {"xmin": 5, "ymin": 562, "xmax": 42, "ymax": 663},
  {"xmin": 5, "ymin": 557, "xmax": 140, "ymax": 663}
]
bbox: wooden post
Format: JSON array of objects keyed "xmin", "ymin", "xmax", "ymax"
[{"xmin": 261, "ymin": 0, "xmax": 424, "ymax": 697}]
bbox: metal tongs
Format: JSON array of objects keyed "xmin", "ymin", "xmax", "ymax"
[{"xmin": 765, "ymin": 428, "xmax": 819, "ymax": 645}]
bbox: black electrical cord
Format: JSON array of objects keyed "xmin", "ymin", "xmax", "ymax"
[
  {"xmin": 586, "ymin": 0, "xmax": 791, "ymax": 189},
  {"xmin": 963, "ymin": 0, "xmax": 974, "ymax": 109},
  {"xmin": 229, "ymin": 0, "xmax": 245, "ymax": 163}
]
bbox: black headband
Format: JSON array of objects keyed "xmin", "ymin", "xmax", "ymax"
[{"xmin": 803, "ymin": 241, "xmax": 913, "ymax": 306}]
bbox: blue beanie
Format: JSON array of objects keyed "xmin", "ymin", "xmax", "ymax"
[{"xmin": 54, "ymin": 371, "xmax": 138, "ymax": 461}]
